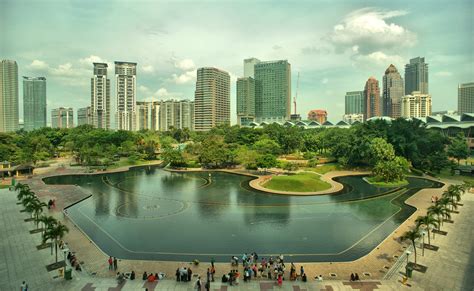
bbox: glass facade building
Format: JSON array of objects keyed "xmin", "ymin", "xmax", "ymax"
[{"xmin": 23, "ymin": 76, "xmax": 46, "ymax": 131}]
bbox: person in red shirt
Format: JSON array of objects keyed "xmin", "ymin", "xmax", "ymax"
[{"xmin": 108, "ymin": 257, "xmax": 113, "ymax": 271}]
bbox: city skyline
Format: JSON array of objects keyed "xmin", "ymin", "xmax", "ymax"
[{"xmin": 1, "ymin": 0, "xmax": 472, "ymax": 124}]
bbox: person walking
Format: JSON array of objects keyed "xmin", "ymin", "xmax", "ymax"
[
  {"xmin": 300, "ymin": 265, "xmax": 304, "ymax": 278},
  {"xmin": 113, "ymin": 257, "xmax": 118, "ymax": 271},
  {"xmin": 20, "ymin": 281, "xmax": 28, "ymax": 291},
  {"xmin": 205, "ymin": 280, "xmax": 210, "ymax": 291},
  {"xmin": 195, "ymin": 276, "xmax": 202, "ymax": 290},
  {"xmin": 108, "ymin": 257, "xmax": 113, "ymax": 271}
]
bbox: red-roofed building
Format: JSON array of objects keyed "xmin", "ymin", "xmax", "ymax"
[{"xmin": 307, "ymin": 109, "xmax": 327, "ymax": 124}]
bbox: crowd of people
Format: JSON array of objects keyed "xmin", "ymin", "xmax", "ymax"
[{"xmin": 67, "ymin": 251, "xmax": 82, "ymax": 271}]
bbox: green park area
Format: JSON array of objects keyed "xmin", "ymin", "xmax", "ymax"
[{"xmin": 263, "ymin": 172, "xmax": 332, "ymax": 192}]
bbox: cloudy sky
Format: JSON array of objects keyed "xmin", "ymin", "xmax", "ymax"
[{"xmin": 2, "ymin": 0, "xmax": 473, "ymax": 125}]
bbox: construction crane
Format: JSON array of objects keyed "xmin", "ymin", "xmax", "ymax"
[{"xmin": 293, "ymin": 72, "xmax": 300, "ymax": 115}]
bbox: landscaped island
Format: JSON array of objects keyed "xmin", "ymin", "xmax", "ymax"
[{"xmin": 262, "ymin": 172, "xmax": 331, "ymax": 192}]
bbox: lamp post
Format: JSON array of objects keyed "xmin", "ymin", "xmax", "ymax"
[
  {"xmin": 405, "ymin": 250, "xmax": 411, "ymax": 266},
  {"xmin": 421, "ymin": 231, "xmax": 427, "ymax": 256}
]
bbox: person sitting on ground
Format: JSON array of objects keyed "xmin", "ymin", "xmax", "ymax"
[
  {"xmin": 302, "ymin": 273, "xmax": 307, "ymax": 282},
  {"xmin": 154, "ymin": 273, "xmax": 159, "ymax": 280},
  {"xmin": 350, "ymin": 273, "xmax": 355, "ymax": 281},
  {"xmin": 142, "ymin": 271, "xmax": 148, "ymax": 280},
  {"xmin": 221, "ymin": 274, "xmax": 228, "ymax": 283},
  {"xmin": 157, "ymin": 272, "xmax": 165, "ymax": 280},
  {"xmin": 354, "ymin": 273, "xmax": 360, "ymax": 281},
  {"xmin": 130, "ymin": 270, "xmax": 135, "ymax": 280},
  {"xmin": 176, "ymin": 268, "xmax": 180, "ymax": 281},
  {"xmin": 318, "ymin": 275, "xmax": 323, "ymax": 281}
]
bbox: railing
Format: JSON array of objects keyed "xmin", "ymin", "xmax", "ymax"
[{"xmin": 383, "ymin": 243, "xmax": 414, "ymax": 280}]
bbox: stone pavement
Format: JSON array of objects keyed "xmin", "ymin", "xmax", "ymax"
[{"xmin": 389, "ymin": 191, "xmax": 474, "ymax": 291}]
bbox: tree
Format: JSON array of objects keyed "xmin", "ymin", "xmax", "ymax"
[
  {"xmin": 253, "ymin": 138, "xmax": 281, "ymax": 155},
  {"xmin": 369, "ymin": 138, "xmax": 409, "ymax": 182},
  {"xmin": 31, "ymin": 200, "xmax": 47, "ymax": 230},
  {"xmin": 162, "ymin": 147, "xmax": 187, "ymax": 168},
  {"xmin": 415, "ymin": 215, "xmax": 439, "ymax": 245},
  {"xmin": 43, "ymin": 222, "xmax": 69, "ymax": 263},
  {"xmin": 282, "ymin": 162, "xmax": 299, "ymax": 173},
  {"xmin": 256, "ymin": 154, "xmax": 277, "ymax": 170},
  {"xmin": 401, "ymin": 228, "xmax": 421, "ymax": 265},
  {"xmin": 427, "ymin": 204, "xmax": 449, "ymax": 232},
  {"xmin": 38, "ymin": 215, "xmax": 58, "ymax": 242},
  {"xmin": 236, "ymin": 146, "xmax": 260, "ymax": 170},
  {"xmin": 447, "ymin": 133, "xmax": 469, "ymax": 165}
]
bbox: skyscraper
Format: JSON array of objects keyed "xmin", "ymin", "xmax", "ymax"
[
  {"xmin": 458, "ymin": 82, "xmax": 474, "ymax": 114},
  {"xmin": 23, "ymin": 76, "xmax": 47, "ymax": 131},
  {"xmin": 382, "ymin": 64, "xmax": 404, "ymax": 118},
  {"xmin": 364, "ymin": 77, "xmax": 381, "ymax": 119},
  {"xmin": 115, "ymin": 61, "xmax": 137, "ymax": 131},
  {"xmin": 136, "ymin": 101, "xmax": 157, "ymax": 131},
  {"xmin": 91, "ymin": 63, "xmax": 111, "ymax": 129},
  {"xmin": 344, "ymin": 91, "xmax": 364, "ymax": 116},
  {"xmin": 0, "ymin": 60, "xmax": 19, "ymax": 132},
  {"xmin": 236, "ymin": 77, "xmax": 256, "ymax": 126},
  {"xmin": 194, "ymin": 67, "xmax": 230, "ymax": 131},
  {"xmin": 405, "ymin": 57, "xmax": 428, "ymax": 95},
  {"xmin": 401, "ymin": 91, "xmax": 432, "ymax": 118},
  {"xmin": 244, "ymin": 58, "xmax": 261, "ymax": 78},
  {"xmin": 156, "ymin": 99, "xmax": 194, "ymax": 131},
  {"xmin": 77, "ymin": 106, "xmax": 92, "ymax": 126},
  {"xmin": 51, "ymin": 107, "xmax": 74, "ymax": 128},
  {"xmin": 254, "ymin": 60, "xmax": 291, "ymax": 123}
]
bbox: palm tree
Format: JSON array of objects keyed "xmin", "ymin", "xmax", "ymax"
[
  {"xmin": 14, "ymin": 182, "xmax": 29, "ymax": 192},
  {"xmin": 401, "ymin": 228, "xmax": 421, "ymax": 265},
  {"xmin": 44, "ymin": 222, "xmax": 69, "ymax": 263},
  {"xmin": 17, "ymin": 187, "xmax": 34, "ymax": 202},
  {"xmin": 38, "ymin": 215, "xmax": 58, "ymax": 241},
  {"xmin": 427, "ymin": 204, "xmax": 450, "ymax": 231},
  {"xmin": 415, "ymin": 215, "xmax": 439, "ymax": 245},
  {"xmin": 22, "ymin": 195, "xmax": 39, "ymax": 217},
  {"xmin": 31, "ymin": 200, "xmax": 47, "ymax": 229}
]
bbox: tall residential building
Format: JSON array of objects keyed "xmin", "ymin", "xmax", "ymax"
[
  {"xmin": 0, "ymin": 60, "xmax": 19, "ymax": 132},
  {"xmin": 345, "ymin": 91, "xmax": 364, "ymax": 115},
  {"xmin": 136, "ymin": 101, "xmax": 159, "ymax": 131},
  {"xmin": 157, "ymin": 99, "xmax": 195, "ymax": 131},
  {"xmin": 91, "ymin": 63, "xmax": 111, "ymax": 129},
  {"xmin": 236, "ymin": 77, "xmax": 256, "ymax": 126},
  {"xmin": 382, "ymin": 64, "xmax": 404, "ymax": 118},
  {"xmin": 254, "ymin": 60, "xmax": 291, "ymax": 123},
  {"xmin": 115, "ymin": 61, "xmax": 137, "ymax": 131},
  {"xmin": 194, "ymin": 67, "xmax": 230, "ymax": 131},
  {"xmin": 458, "ymin": 82, "xmax": 474, "ymax": 114},
  {"xmin": 23, "ymin": 76, "xmax": 47, "ymax": 131},
  {"xmin": 405, "ymin": 57, "xmax": 428, "ymax": 95},
  {"xmin": 77, "ymin": 106, "xmax": 92, "ymax": 126},
  {"xmin": 244, "ymin": 58, "xmax": 261, "ymax": 78},
  {"xmin": 307, "ymin": 109, "xmax": 327, "ymax": 124},
  {"xmin": 51, "ymin": 107, "xmax": 74, "ymax": 129},
  {"xmin": 401, "ymin": 91, "xmax": 432, "ymax": 118},
  {"xmin": 364, "ymin": 77, "xmax": 381, "ymax": 119}
]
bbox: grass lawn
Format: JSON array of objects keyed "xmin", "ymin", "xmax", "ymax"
[
  {"xmin": 107, "ymin": 159, "xmax": 161, "ymax": 170},
  {"xmin": 365, "ymin": 176, "xmax": 409, "ymax": 187},
  {"xmin": 263, "ymin": 173, "xmax": 331, "ymax": 192},
  {"xmin": 436, "ymin": 168, "xmax": 474, "ymax": 184},
  {"xmin": 305, "ymin": 163, "xmax": 343, "ymax": 175}
]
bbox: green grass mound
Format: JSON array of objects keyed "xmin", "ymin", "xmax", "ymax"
[
  {"xmin": 305, "ymin": 163, "xmax": 342, "ymax": 175},
  {"xmin": 264, "ymin": 173, "xmax": 331, "ymax": 192},
  {"xmin": 366, "ymin": 176, "xmax": 409, "ymax": 187}
]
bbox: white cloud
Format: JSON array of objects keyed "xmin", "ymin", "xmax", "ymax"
[
  {"xmin": 79, "ymin": 55, "xmax": 107, "ymax": 67},
  {"xmin": 321, "ymin": 78, "xmax": 329, "ymax": 84},
  {"xmin": 28, "ymin": 60, "xmax": 49, "ymax": 70},
  {"xmin": 172, "ymin": 70, "xmax": 196, "ymax": 84},
  {"xmin": 435, "ymin": 71, "xmax": 453, "ymax": 77},
  {"xmin": 142, "ymin": 64, "xmax": 154, "ymax": 73},
  {"xmin": 329, "ymin": 8, "xmax": 416, "ymax": 54},
  {"xmin": 155, "ymin": 88, "xmax": 170, "ymax": 97},
  {"xmin": 174, "ymin": 59, "xmax": 195, "ymax": 71},
  {"xmin": 353, "ymin": 51, "xmax": 404, "ymax": 66}
]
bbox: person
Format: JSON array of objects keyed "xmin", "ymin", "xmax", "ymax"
[
  {"xmin": 317, "ymin": 275, "xmax": 323, "ymax": 281},
  {"xmin": 155, "ymin": 273, "xmax": 159, "ymax": 280},
  {"xmin": 211, "ymin": 257, "xmax": 215, "ymax": 268},
  {"xmin": 431, "ymin": 196, "xmax": 435, "ymax": 203},
  {"xmin": 195, "ymin": 276, "xmax": 202, "ymax": 290},
  {"xmin": 302, "ymin": 273, "xmax": 307, "ymax": 282},
  {"xmin": 116, "ymin": 272, "xmax": 125, "ymax": 284},
  {"xmin": 350, "ymin": 273, "xmax": 355, "ymax": 281},
  {"xmin": 147, "ymin": 273, "xmax": 155, "ymax": 282},
  {"xmin": 187, "ymin": 267, "xmax": 192, "ymax": 282},
  {"xmin": 176, "ymin": 268, "xmax": 180, "ymax": 281},
  {"xmin": 207, "ymin": 268, "xmax": 211, "ymax": 282},
  {"xmin": 142, "ymin": 271, "xmax": 148, "ymax": 280},
  {"xmin": 221, "ymin": 274, "xmax": 228, "ymax": 283},
  {"xmin": 20, "ymin": 281, "xmax": 28, "ymax": 291},
  {"xmin": 210, "ymin": 265, "xmax": 215, "ymax": 282},
  {"xmin": 113, "ymin": 257, "xmax": 118, "ymax": 271},
  {"xmin": 300, "ymin": 265, "xmax": 304, "ymax": 278},
  {"xmin": 108, "ymin": 257, "xmax": 113, "ymax": 270},
  {"xmin": 205, "ymin": 280, "xmax": 210, "ymax": 291},
  {"xmin": 354, "ymin": 273, "xmax": 360, "ymax": 281},
  {"xmin": 130, "ymin": 271, "xmax": 135, "ymax": 280}
]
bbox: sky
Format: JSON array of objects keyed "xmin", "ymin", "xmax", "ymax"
[{"xmin": 1, "ymin": 0, "xmax": 473, "ymax": 125}]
